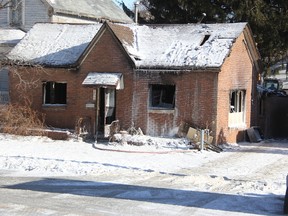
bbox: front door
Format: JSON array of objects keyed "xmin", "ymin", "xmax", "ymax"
[{"xmin": 98, "ymin": 88, "xmax": 116, "ymax": 137}]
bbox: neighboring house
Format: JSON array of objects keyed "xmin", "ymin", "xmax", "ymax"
[
  {"xmin": 267, "ymin": 58, "xmax": 288, "ymax": 90},
  {"xmin": 0, "ymin": 0, "xmax": 133, "ymax": 30},
  {"xmin": 0, "ymin": 28, "xmax": 25, "ymax": 104},
  {"xmin": 8, "ymin": 22, "xmax": 261, "ymax": 144}
]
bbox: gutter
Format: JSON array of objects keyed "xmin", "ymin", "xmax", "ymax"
[{"xmin": 134, "ymin": 67, "xmax": 221, "ymax": 73}]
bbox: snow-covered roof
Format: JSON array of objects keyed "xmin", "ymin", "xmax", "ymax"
[
  {"xmin": 112, "ymin": 22, "xmax": 247, "ymax": 69},
  {"xmin": 8, "ymin": 23, "xmax": 102, "ymax": 67},
  {"xmin": 8, "ymin": 22, "xmax": 248, "ymax": 69},
  {"xmin": 0, "ymin": 29, "xmax": 26, "ymax": 45},
  {"xmin": 0, "ymin": 28, "xmax": 26, "ymax": 60},
  {"xmin": 45, "ymin": 0, "xmax": 133, "ymax": 24}
]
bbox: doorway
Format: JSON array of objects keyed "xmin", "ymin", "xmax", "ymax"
[{"xmin": 98, "ymin": 88, "xmax": 116, "ymax": 137}]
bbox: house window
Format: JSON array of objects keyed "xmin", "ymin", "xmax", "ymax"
[
  {"xmin": 0, "ymin": 68, "xmax": 9, "ymax": 104},
  {"xmin": 43, "ymin": 81, "xmax": 67, "ymax": 105},
  {"xmin": 229, "ymin": 90, "xmax": 246, "ymax": 127},
  {"xmin": 9, "ymin": 0, "xmax": 23, "ymax": 27},
  {"xmin": 150, "ymin": 84, "xmax": 175, "ymax": 109}
]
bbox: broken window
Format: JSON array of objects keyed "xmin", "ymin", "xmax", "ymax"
[
  {"xmin": 9, "ymin": 0, "xmax": 23, "ymax": 27},
  {"xmin": 43, "ymin": 82, "xmax": 67, "ymax": 105},
  {"xmin": 229, "ymin": 90, "xmax": 246, "ymax": 126},
  {"xmin": 150, "ymin": 84, "xmax": 175, "ymax": 109},
  {"xmin": 230, "ymin": 90, "xmax": 245, "ymax": 113}
]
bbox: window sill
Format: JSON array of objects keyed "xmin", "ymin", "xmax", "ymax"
[
  {"xmin": 228, "ymin": 124, "xmax": 247, "ymax": 129},
  {"xmin": 148, "ymin": 108, "xmax": 175, "ymax": 114},
  {"xmin": 42, "ymin": 104, "xmax": 67, "ymax": 110}
]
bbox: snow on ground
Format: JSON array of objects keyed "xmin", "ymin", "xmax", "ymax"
[
  {"xmin": 0, "ymin": 133, "xmax": 287, "ymax": 215},
  {"xmin": 0, "ymin": 133, "xmax": 211, "ymax": 176}
]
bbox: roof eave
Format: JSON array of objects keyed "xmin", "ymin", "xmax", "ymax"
[
  {"xmin": 134, "ymin": 66, "xmax": 221, "ymax": 72},
  {"xmin": 8, "ymin": 59, "xmax": 79, "ymax": 69}
]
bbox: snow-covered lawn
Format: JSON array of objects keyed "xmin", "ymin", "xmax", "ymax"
[{"xmin": 0, "ymin": 133, "xmax": 287, "ymax": 215}]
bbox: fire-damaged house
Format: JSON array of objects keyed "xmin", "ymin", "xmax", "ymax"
[{"xmin": 7, "ymin": 21, "xmax": 261, "ymax": 144}]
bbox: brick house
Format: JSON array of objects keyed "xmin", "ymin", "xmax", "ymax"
[
  {"xmin": 0, "ymin": 0, "xmax": 132, "ymax": 105},
  {"xmin": 8, "ymin": 22, "xmax": 261, "ymax": 144}
]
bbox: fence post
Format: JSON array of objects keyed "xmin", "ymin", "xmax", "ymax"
[{"xmin": 200, "ymin": 129, "xmax": 204, "ymax": 151}]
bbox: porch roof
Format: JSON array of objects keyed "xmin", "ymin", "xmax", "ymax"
[{"xmin": 82, "ymin": 72, "xmax": 124, "ymax": 90}]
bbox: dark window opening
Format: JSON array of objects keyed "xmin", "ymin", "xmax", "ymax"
[
  {"xmin": 43, "ymin": 82, "xmax": 67, "ymax": 104},
  {"xmin": 150, "ymin": 84, "xmax": 175, "ymax": 109},
  {"xmin": 200, "ymin": 34, "xmax": 211, "ymax": 46}
]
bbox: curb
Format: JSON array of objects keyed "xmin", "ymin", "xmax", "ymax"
[{"xmin": 93, "ymin": 143, "xmax": 196, "ymax": 154}]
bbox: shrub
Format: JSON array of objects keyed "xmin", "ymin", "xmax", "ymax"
[{"xmin": 0, "ymin": 104, "xmax": 45, "ymax": 136}]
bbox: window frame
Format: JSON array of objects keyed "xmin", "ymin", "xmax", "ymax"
[
  {"xmin": 0, "ymin": 68, "xmax": 9, "ymax": 104},
  {"xmin": 9, "ymin": 0, "xmax": 24, "ymax": 27},
  {"xmin": 149, "ymin": 84, "xmax": 175, "ymax": 110},
  {"xmin": 43, "ymin": 81, "xmax": 67, "ymax": 106},
  {"xmin": 229, "ymin": 89, "xmax": 246, "ymax": 127}
]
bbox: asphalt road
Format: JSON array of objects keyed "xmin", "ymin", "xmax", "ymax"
[
  {"xmin": 0, "ymin": 170, "xmax": 285, "ymax": 216},
  {"xmin": 0, "ymin": 171, "xmax": 218, "ymax": 216}
]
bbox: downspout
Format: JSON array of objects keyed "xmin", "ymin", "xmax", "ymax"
[{"xmin": 95, "ymin": 88, "xmax": 100, "ymax": 141}]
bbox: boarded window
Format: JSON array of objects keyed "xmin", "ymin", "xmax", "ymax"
[
  {"xmin": 43, "ymin": 82, "xmax": 67, "ymax": 105},
  {"xmin": 150, "ymin": 84, "xmax": 175, "ymax": 109},
  {"xmin": 229, "ymin": 90, "xmax": 246, "ymax": 127}
]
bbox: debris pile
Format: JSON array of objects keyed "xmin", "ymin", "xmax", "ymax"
[
  {"xmin": 107, "ymin": 120, "xmax": 222, "ymax": 152},
  {"xmin": 177, "ymin": 121, "xmax": 222, "ymax": 153}
]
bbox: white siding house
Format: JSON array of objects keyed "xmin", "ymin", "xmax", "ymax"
[
  {"xmin": 0, "ymin": 0, "xmax": 133, "ymax": 30},
  {"xmin": 0, "ymin": 29, "xmax": 25, "ymax": 104}
]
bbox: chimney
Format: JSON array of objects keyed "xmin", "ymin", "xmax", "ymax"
[{"xmin": 134, "ymin": 1, "xmax": 140, "ymax": 24}]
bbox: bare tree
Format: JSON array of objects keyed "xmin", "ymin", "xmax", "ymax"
[
  {"xmin": 0, "ymin": 1, "xmax": 47, "ymax": 134},
  {"xmin": 0, "ymin": 0, "xmax": 12, "ymax": 10}
]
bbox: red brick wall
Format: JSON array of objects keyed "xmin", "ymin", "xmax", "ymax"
[
  {"xmin": 131, "ymin": 71, "xmax": 218, "ymax": 137},
  {"xmin": 80, "ymin": 29, "xmax": 134, "ymax": 130},
  {"xmin": 9, "ymin": 67, "xmax": 96, "ymax": 129},
  {"xmin": 216, "ymin": 32, "xmax": 257, "ymax": 143}
]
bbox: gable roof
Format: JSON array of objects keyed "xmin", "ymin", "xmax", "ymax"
[
  {"xmin": 8, "ymin": 22, "xmax": 255, "ymax": 70},
  {"xmin": 110, "ymin": 22, "xmax": 248, "ymax": 69},
  {"xmin": 8, "ymin": 23, "xmax": 102, "ymax": 67},
  {"xmin": 45, "ymin": 0, "xmax": 133, "ymax": 24}
]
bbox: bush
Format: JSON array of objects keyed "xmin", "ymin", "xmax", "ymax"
[{"xmin": 0, "ymin": 104, "xmax": 45, "ymax": 136}]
